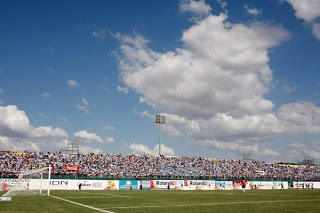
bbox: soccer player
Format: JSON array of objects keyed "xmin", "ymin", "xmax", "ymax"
[{"xmin": 241, "ymin": 177, "xmax": 246, "ymax": 193}]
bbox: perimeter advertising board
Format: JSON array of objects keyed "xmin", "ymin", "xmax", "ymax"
[
  {"xmin": 141, "ymin": 180, "xmax": 151, "ymax": 190},
  {"xmin": 248, "ymin": 181, "xmax": 273, "ymax": 190},
  {"xmin": 150, "ymin": 180, "xmax": 184, "ymax": 189},
  {"xmin": 215, "ymin": 181, "xmax": 233, "ymax": 190},
  {"xmin": 184, "ymin": 180, "xmax": 215, "ymax": 190},
  {"xmin": 119, "ymin": 180, "xmax": 138, "ymax": 190}
]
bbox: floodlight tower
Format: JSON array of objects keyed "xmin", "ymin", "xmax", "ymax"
[{"xmin": 155, "ymin": 115, "xmax": 165, "ymax": 156}]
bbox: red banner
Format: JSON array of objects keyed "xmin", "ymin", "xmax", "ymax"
[{"xmin": 65, "ymin": 165, "xmax": 80, "ymax": 172}]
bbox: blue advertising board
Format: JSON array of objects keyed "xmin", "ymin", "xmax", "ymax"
[{"xmin": 119, "ymin": 180, "xmax": 138, "ymax": 190}]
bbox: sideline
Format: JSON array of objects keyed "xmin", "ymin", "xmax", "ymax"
[
  {"xmin": 102, "ymin": 199, "xmax": 320, "ymax": 210},
  {"xmin": 49, "ymin": 195, "xmax": 114, "ymax": 213}
]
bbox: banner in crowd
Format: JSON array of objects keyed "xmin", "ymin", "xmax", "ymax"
[
  {"xmin": 64, "ymin": 165, "xmax": 80, "ymax": 172},
  {"xmin": 119, "ymin": 180, "xmax": 138, "ymax": 190}
]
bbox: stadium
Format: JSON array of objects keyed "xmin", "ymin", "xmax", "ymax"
[
  {"xmin": 1, "ymin": 150, "xmax": 320, "ymax": 212},
  {"xmin": 2, "ymin": 0, "xmax": 320, "ymax": 212}
]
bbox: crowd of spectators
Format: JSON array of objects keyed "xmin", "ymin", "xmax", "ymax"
[{"xmin": 1, "ymin": 151, "xmax": 319, "ymax": 180}]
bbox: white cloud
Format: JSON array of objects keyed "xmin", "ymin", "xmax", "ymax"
[
  {"xmin": 0, "ymin": 88, "xmax": 4, "ymax": 94},
  {"xmin": 287, "ymin": 141, "xmax": 320, "ymax": 161},
  {"xmin": 74, "ymin": 130, "xmax": 104, "ymax": 143},
  {"xmin": 198, "ymin": 139, "xmax": 258, "ymax": 154},
  {"xmin": 259, "ymin": 148, "xmax": 280, "ymax": 157},
  {"xmin": 77, "ymin": 99, "xmax": 89, "ymax": 114},
  {"xmin": 76, "ymin": 104, "xmax": 90, "ymax": 114},
  {"xmin": 0, "ymin": 99, "xmax": 3, "ymax": 105},
  {"xmin": 244, "ymin": 4, "xmax": 261, "ymax": 16},
  {"xmin": 92, "ymin": 27, "xmax": 106, "ymax": 39},
  {"xmin": 105, "ymin": 136, "xmax": 115, "ymax": 144},
  {"xmin": 0, "ymin": 105, "xmax": 68, "ymax": 151},
  {"xmin": 179, "ymin": 0, "xmax": 212, "ymax": 17},
  {"xmin": 117, "ymin": 86, "xmax": 129, "ymax": 94},
  {"xmin": 312, "ymin": 22, "xmax": 320, "ymax": 40},
  {"xmin": 278, "ymin": 102, "xmax": 320, "ymax": 134},
  {"xmin": 0, "ymin": 105, "xmax": 67, "ymax": 139},
  {"xmin": 116, "ymin": 8, "xmax": 320, "ymax": 160},
  {"xmin": 42, "ymin": 92, "xmax": 50, "ymax": 98},
  {"xmin": 38, "ymin": 112, "xmax": 48, "ymax": 119},
  {"xmin": 286, "ymin": 0, "xmax": 320, "ymax": 22},
  {"xmin": 283, "ymin": 85, "xmax": 296, "ymax": 93},
  {"xmin": 286, "ymin": 0, "xmax": 320, "ymax": 40},
  {"xmin": 129, "ymin": 143, "xmax": 175, "ymax": 156},
  {"xmin": 0, "ymin": 136, "xmax": 40, "ymax": 151},
  {"xmin": 81, "ymin": 98, "xmax": 88, "ymax": 106},
  {"xmin": 79, "ymin": 145, "xmax": 103, "ymax": 153},
  {"xmin": 104, "ymin": 125, "xmax": 115, "ymax": 131},
  {"xmin": 67, "ymin": 80, "xmax": 79, "ymax": 88}
]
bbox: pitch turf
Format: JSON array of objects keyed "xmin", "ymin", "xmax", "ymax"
[{"xmin": 1, "ymin": 189, "xmax": 320, "ymax": 213}]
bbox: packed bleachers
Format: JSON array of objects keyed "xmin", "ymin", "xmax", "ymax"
[{"xmin": 1, "ymin": 151, "xmax": 319, "ymax": 180}]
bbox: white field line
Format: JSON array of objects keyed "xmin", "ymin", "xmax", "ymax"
[
  {"xmin": 49, "ymin": 195, "xmax": 114, "ymax": 213},
  {"xmin": 78, "ymin": 192, "xmax": 131, "ymax": 197},
  {"xmin": 62, "ymin": 195, "xmax": 131, "ymax": 199},
  {"xmin": 101, "ymin": 199, "xmax": 320, "ymax": 210}
]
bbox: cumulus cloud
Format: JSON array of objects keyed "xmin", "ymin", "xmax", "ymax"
[
  {"xmin": 286, "ymin": 0, "xmax": 320, "ymax": 22},
  {"xmin": 105, "ymin": 136, "xmax": 115, "ymax": 144},
  {"xmin": 179, "ymin": 0, "xmax": 212, "ymax": 17},
  {"xmin": 286, "ymin": 0, "xmax": 320, "ymax": 40},
  {"xmin": 67, "ymin": 80, "xmax": 79, "ymax": 88},
  {"xmin": 0, "ymin": 105, "xmax": 67, "ymax": 139},
  {"xmin": 116, "ymin": 9, "xmax": 320, "ymax": 158},
  {"xmin": 259, "ymin": 148, "xmax": 280, "ymax": 157},
  {"xmin": 312, "ymin": 22, "xmax": 320, "ymax": 40},
  {"xmin": 277, "ymin": 102, "xmax": 320, "ymax": 134},
  {"xmin": 77, "ymin": 99, "xmax": 90, "ymax": 114},
  {"xmin": 287, "ymin": 140, "xmax": 320, "ymax": 161},
  {"xmin": 104, "ymin": 125, "xmax": 115, "ymax": 131},
  {"xmin": 117, "ymin": 86, "xmax": 129, "ymax": 94},
  {"xmin": 42, "ymin": 92, "xmax": 50, "ymax": 98},
  {"xmin": 129, "ymin": 143, "xmax": 175, "ymax": 156},
  {"xmin": 92, "ymin": 27, "xmax": 107, "ymax": 39},
  {"xmin": 0, "ymin": 105, "xmax": 68, "ymax": 151},
  {"xmin": 244, "ymin": 4, "xmax": 261, "ymax": 16},
  {"xmin": 0, "ymin": 88, "xmax": 4, "ymax": 94},
  {"xmin": 74, "ymin": 130, "xmax": 104, "ymax": 143}
]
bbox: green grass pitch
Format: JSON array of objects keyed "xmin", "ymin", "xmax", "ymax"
[{"xmin": 1, "ymin": 189, "xmax": 320, "ymax": 213}]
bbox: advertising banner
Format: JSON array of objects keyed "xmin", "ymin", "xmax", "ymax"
[
  {"xmin": 105, "ymin": 180, "xmax": 119, "ymax": 190},
  {"xmin": 215, "ymin": 181, "xmax": 233, "ymax": 190},
  {"xmin": 119, "ymin": 180, "xmax": 138, "ymax": 190},
  {"xmin": 272, "ymin": 181, "xmax": 288, "ymax": 189},
  {"xmin": 150, "ymin": 180, "xmax": 184, "ymax": 189},
  {"xmin": 184, "ymin": 180, "xmax": 215, "ymax": 190},
  {"xmin": 248, "ymin": 181, "xmax": 273, "ymax": 190},
  {"xmin": 232, "ymin": 181, "xmax": 250, "ymax": 190},
  {"xmin": 293, "ymin": 181, "xmax": 320, "ymax": 189},
  {"xmin": 141, "ymin": 180, "xmax": 151, "ymax": 190}
]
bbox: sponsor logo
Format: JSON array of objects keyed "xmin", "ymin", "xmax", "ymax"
[{"xmin": 50, "ymin": 181, "xmax": 68, "ymax": 186}]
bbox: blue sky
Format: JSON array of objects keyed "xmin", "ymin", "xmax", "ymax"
[{"xmin": 0, "ymin": 0, "xmax": 320, "ymax": 163}]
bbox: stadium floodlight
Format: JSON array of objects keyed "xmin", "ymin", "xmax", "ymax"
[{"xmin": 155, "ymin": 115, "xmax": 165, "ymax": 155}]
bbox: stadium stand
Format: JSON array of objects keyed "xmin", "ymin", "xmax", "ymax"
[{"xmin": 1, "ymin": 151, "xmax": 319, "ymax": 180}]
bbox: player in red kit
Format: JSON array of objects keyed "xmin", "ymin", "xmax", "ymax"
[{"xmin": 241, "ymin": 177, "xmax": 246, "ymax": 193}]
